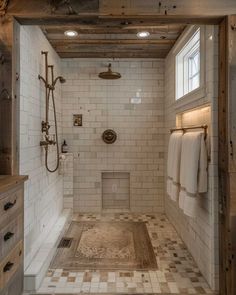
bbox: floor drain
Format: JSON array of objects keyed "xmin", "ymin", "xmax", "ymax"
[{"xmin": 58, "ymin": 237, "xmax": 72, "ymax": 248}]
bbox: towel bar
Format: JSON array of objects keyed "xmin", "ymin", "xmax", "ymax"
[{"xmin": 170, "ymin": 124, "xmax": 208, "ymax": 140}]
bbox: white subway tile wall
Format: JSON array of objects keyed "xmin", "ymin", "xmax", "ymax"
[
  {"xmin": 19, "ymin": 25, "xmax": 219, "ymax": 292},
  {"xmin": 102, "ymin": 172, "xmax": 130, "ymax": 209},
  {"xmin": 164, "ymin": 26, "xmax": 219, "ymax": 290},
  {"xmin": 19, "ymin": 26, "xmax": 63, "ymax": 270},
  {"xmin": 59, "ymin": 153, "xmax": 74, "ymax": 208},
  {"xmin": 61, "ymin": 58, "xmax": 165, "ymax": 213}
]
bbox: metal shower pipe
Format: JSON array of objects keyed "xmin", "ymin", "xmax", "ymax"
[{"xmin": 38, "ymin": 51, "xmax": 66, "ymax": 173}]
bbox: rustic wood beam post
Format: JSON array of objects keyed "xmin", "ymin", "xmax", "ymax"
[
  {"xmin": 218, "ymin": 15, "xmax": 236, "ymax": 295},
  {"xmin": 0, "ymin": 15, "xmax": 20, "ymax": 174}
]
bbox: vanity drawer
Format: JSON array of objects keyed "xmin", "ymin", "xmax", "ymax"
[
  {"xmin": 0, "ymin": 214, "xmax": 23, "ymax": 261},
  {"xmin": 0, "ymin": 187, "xmax": 23, "ymax": 229},
  {"xmin": 0, "ymin": 241, "xmax": 23, "ymax": 290}
]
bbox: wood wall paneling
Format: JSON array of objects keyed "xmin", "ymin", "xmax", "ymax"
[
  {"xmin": 0, "ymin": 17, "xmax": 14, "ymax": 174},
  {"xmin": 0, "ymin": 16, "xmax": 20, "ymax": 175}
]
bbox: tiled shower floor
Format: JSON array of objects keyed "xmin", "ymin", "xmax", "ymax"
[{"xmin": 35, "ymin": 213, "xmax": 214, "ymax": 294}]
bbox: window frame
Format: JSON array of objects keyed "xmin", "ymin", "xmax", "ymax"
[
  {"xmin": 188, "ymin": 48, "xmax": 200, "ymax": 92},
  {"xmin": 174, "ymin": 25, "xmax": 205, "ymax": 102}
]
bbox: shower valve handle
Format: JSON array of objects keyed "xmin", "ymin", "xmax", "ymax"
[
  {"xmin": 40, "ymin": 135, "xmax": 56, "ymax": 147},
  {"xmin": 41, "ymin": 121, "xmax": 50, "ymax": 133},
  {"xmin": 46, "ymin": 135, "xmax": 56, "ymax": 145}
]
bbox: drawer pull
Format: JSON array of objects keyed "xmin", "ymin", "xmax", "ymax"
[
  {"xmin": 4, "ymin": 200, "xmax": 16, "ymax": 211},
  {"xmin": 3, "ymin": 262, "xmax": 14, "ymax": 273},
  {"xmin": 4, "ymin": 232, "xmax": 14, "ymax": 241}
]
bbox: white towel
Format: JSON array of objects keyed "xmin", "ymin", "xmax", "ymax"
[
  {"xmin": 179, "ymin": 132, "xmax": 208, "ymax": 217},
  {"xmin": 198, "ymin": 134, "xmax": 208, "ymax": 193},
  {"xmin": 183, "ymin": 192, "xmax": 198, "ymax": 217},
  {"xmin": 167, "ymin": 178, "xmax": 172, "ymax": 197},
  {"xmin": 179, "ymin": 189, "xmax": 186, "ymax": 210},
  {"xmin": 167, "ymin": 132, "xmax": 182, "ymax": 201},
  {"xmin": 167, "ymin": 133, "xmax": 175, "ymax": 176},
  {"xmin": 180, "ymin": 132, "xmax": 202, "ymax": 194}
]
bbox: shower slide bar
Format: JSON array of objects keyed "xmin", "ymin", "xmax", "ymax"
[{"xmin": 170, "ymin": 124, "xmax": 208, "ymax": 140}]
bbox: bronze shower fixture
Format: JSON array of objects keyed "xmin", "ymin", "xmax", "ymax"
[
  {"xmin": 39, "ymin": 51, "xmax": 66, "ymax": 172},
  {"xmin": 98, "ymin": 64, "xmax": 121, "ymax": 80},
  {"xmin": 102, "ymin": 129, "xmax": 117, "ymax": 144}
]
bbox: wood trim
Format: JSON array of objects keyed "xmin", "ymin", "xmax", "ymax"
[
  {"xmin": 0, "ymin": 17, "xmax": 20, "ymax": 175},
  {"xmin": 218, "ymin": 15, "xmax": 236, "ymax": 295},
  {"xmin": 12, "ymin": 19, "xmax": 21, "ymax": 175},
  {"xmin": 218, "ymin": 17, "xmax": 228, "ymax": 295},
  {"xmin": 99, "ymin": 14, "xmax": 223, "ymax": 24},
  {"xmin": 15, "ymin": 15, "xmax": 222, "ymax": 26}
]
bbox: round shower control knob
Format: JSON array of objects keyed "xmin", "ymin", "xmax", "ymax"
[{"xmin": 102, "ymin": 129, "xmax": 117, "ymax": 144}]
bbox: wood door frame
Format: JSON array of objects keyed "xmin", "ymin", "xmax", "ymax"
[
  {"xmin": 218, "ymin": 15, "xmax": 236, "ymax": 295},
  {"xmin": 1, "ymin": 9, "xmax": 235, "ymax": 295}
]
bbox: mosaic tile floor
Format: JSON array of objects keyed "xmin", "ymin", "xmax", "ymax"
[
  {"xmin": 36, "ymin": 213, "xmax": 214, "ymax": 294},
  {"xmin": 51, "ymin": 221, "xmax": 157, "ymax": 270}
]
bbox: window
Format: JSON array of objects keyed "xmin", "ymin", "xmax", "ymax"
[{"xmin": 176, "ymin": 28, "xmax": 201, "ymax": 100}]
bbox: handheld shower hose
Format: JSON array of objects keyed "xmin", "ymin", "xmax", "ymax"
[{"xmin": 45, "ymin": 87, "xmax": 60, "ymax": 173}]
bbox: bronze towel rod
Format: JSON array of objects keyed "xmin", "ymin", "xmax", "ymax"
[{"xmin": 170, "ymin": 124, "xmax": 208, "ymax": 139}]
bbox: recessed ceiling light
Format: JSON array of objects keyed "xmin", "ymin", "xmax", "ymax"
[
  {"xmin": 137, "ymin": 31, "xmax": 150, "ymax": 38},
  {"xmin": 64, "ymin": 30, "xmax": 78, "ymax": 37}
]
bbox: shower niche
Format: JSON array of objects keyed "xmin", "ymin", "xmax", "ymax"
[{"xmin": 102, "ymin": 172, "xmax": 130, "ymax": 210}]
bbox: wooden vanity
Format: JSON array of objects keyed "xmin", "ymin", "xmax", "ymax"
[{"xmin": 0, "ymin": 175, "xmax": 28, "ymax": 295}]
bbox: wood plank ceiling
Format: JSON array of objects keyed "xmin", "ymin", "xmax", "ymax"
[
  {"xmin": 41, "ymin": 24, "xmax": 185, "ymax": 58},
  {"xmin": 7, "ymin": 0, "xmax": 235, "ymax": 59}
]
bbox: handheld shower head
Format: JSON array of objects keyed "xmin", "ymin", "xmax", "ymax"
[
  {"xmin": 59, "ymin": 76, "xmax": 66, "ymax": 83},
  {"xmin": 52, "ymin": 76, "xmax": 66, "ymax": 87}
]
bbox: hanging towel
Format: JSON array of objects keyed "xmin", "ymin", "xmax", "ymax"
[
  {"xmin": 180, "ymin": 132, "xmax": 202, "ymax": 194},
  {"xmin": 183, "ymin": 192, "xmax": 199, "ymax": 217},
  {"xmin": 167, "ymin": 178, "xmax": 172, "ymax": 197},
  {"xmin": 179, "ymin": 189, "xmax": 186, "ymax": 210},
  {"xmin": 179, "ymin": 131, "xmax": 208, "ymax": 217},
  {"xmin": 198, "ymin": 134, "xmax": 208, "ymax": 193},
  {"xmin": 167, "ymin": 132, "xmax": 182, "ymax": 201}
]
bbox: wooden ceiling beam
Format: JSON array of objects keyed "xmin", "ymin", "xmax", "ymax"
[
  {"xmin": 50, "ymin": 39, "xmax": 175, "ymax": 45},
  {"xmin": 53, "ymin": 44, "xmax": 171, "ymax": 52},
  {"xmin": 42, "ymin": 29, "xmax": 183, "ymax": 36},
  {"xmin": 42, "ymin": 24, "xmax": 185, "ymax": 32},
  {"xmin": 58, "ymin": 51, "xmax": 167, "ymax": 58},
  {"xmin": 99, "ymin": 15, "xmax": 222, "ymax": 24},
  {"xmin": 5, "ymin": 0, "xmax": 236, "ymax": 19},
  {"xmin": 15, "ymin": 15, "xmax": 222, "ymax": 26},
  {"xmin": 45, "ymin": 34, "xmax": 180, "ymax": 41}
]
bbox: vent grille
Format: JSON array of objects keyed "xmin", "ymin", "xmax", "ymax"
[{"xmin": 58, "ymin": 237, "xmax": 72, "ymax": 248}]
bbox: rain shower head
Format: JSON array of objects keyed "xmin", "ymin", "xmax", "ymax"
[{"xmin": 98, "ymin": 63, "xmax": 121, "ymax": 80}]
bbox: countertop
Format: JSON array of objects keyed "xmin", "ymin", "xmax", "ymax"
[{"xmin": 0, "ymin": 175, "xmax": 28, "ymax": 194}]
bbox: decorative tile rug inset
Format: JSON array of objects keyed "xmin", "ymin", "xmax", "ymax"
[
  {"xmin": 38, "ymin": 214, "xmax": 214, "ymax": 294},
  {"xmin": 51, "ymin": 221, "xmax": 157, "ymax": 270}
]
